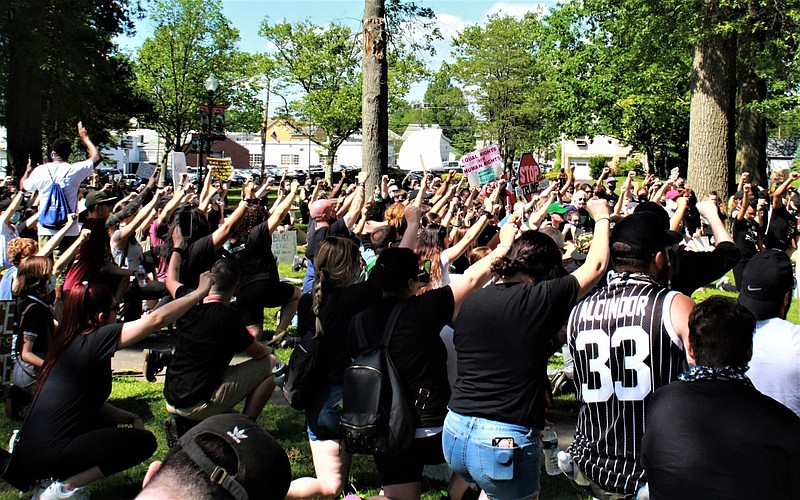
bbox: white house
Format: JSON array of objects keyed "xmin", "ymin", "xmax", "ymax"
[
  {"xmin": 560, "ymin": 135, "xmax": 644, "ymax": 179},
  {"xmin": 397, "ymin": 125, "xmax": 456, "ymax": 171},
  {"xmin": 0, "ymin": 127, "xmax": 7, "ymax": 175}
]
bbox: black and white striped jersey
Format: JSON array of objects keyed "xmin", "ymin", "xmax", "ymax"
[{"xmin": 567, "ymin": 273, "xmax": 687, "ymax": 495}]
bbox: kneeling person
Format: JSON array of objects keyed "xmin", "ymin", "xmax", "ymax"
[{"xmin": 165, "ymin": 254, "xmax": 275, "ymax": 422}]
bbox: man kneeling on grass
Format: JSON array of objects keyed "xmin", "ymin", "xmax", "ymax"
[{"xmin": 163, "ymin": 228, "xmax": 277, "ymax": 434}]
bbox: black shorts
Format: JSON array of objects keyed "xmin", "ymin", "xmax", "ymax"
[
  {"xmin": 237, "ymin": 280, "xmax": 296, "ymax": 326},
  {"xmin": 375, "ymin": 433, "xmax": 446, "ymax": 486}
]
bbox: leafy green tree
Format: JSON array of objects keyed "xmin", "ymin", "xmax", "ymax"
[
  {"xmin": 420, "ymin": 64, "xmax": 476, "ymax": 155},
  {"xmin": 452, "ymin": 14, "xmax": 551, "ymax": 170},
  {"xmin": 259, "ymin": 19, "xmax": 362, "ymax": 180},
  {"xmin": 1, "ymin": 0, "xmax": 146, "ymax": 175},
  {"xmin": 135, "ymin": 0, "xmax": 260, "ymax": 165}
]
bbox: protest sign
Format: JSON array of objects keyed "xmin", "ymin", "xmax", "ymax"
[
  {"xmin": 0, "ymin": 300, "xmax": 17, "ymax": 386},
  {"xmin": 136, "ymin": 163, "xmax": 155, "ymax": 180},
  {"xmin": 515, "ymin": 153, "xmax": 543, "ymax": 200},
  {"xmin": 171, "ymin": 152, "xmax": 187, "ymax": 189},
  {"xmin": 207, "ymin": 157, "xmax": 233, "ymax": 182},
  {"xmin": 460, "ymin": 145, "xmax": 504, "ymax": 187},
  {"xmin": 272, "ymin": 230, "xmax": 298, "ymax": 264}
]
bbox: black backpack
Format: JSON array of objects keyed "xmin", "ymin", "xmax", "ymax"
[
  {"xmin": 282, "ymin": 327, "xmax": 322, "ymax": 411},
  {"xmin": 340, "ymin": 303, "xmax": 415, "ymax": 455}
]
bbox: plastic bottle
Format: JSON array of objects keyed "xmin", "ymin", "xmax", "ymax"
[
  {"xmin": 558, "ymin": 450, "xmax": 590, "ymax": 486},
  {"xmin": 541, "ymin": 427, "xmax": 560, "ymax": 476},
  {"xmin": 272, "ymin": 361, "xmax": 288, "ymax": 388}
]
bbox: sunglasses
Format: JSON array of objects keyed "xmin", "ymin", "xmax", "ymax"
[{"xmin": 417, "ymin": 260, "xmax": 432, "ymax": 284}]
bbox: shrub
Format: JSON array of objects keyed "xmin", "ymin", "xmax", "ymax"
[
  {"xmin": 618, "ymin": 157, "xmax": 645, "ymax": 177},
  {"xmin": 589, "ymin": 156, "xmax": 608, "ymax": 180}
]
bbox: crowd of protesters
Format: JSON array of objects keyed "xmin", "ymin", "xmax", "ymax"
[{"xmin": 0, "ymin": 124, "xmax": 797, "ymax": 500}]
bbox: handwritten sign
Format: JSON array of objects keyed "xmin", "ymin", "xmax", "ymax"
[
  {"xmin": 272, "ymin": 230, "xmax": 298, "ymax": 264},
  {"xmin": 0, "ymin": 300, "xmax": 17, "ymax": 386},
  {"xmin": 207, "ymin": 157, "xmax": 233, "ymax": 182},
  {"xmin": 172, "ymin": 152, "xmax": 187, "ymax": 190},
  {"xmin": 460, "ymin": 145, "xmax": 504, "ymax": 187},
  {"xmin": 136, "ymin": 163, "xmax": 155, "ymax": 180}
]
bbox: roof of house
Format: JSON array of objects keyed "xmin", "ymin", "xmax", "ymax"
[{"xmin": 766, "ymin": 138, "xmax": 800, "ymax": 159}]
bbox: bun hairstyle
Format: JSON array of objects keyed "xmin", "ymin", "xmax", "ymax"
[{"xmin": 491, "ymin": 230, "xmax": 566, "ymax": 284}]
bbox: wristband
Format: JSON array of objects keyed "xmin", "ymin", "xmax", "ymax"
[
  {"xmin": 595, "ymin": 217, "xmax": 610, "ymax": 224},
  {"xmin": 128, "ymin": 414, "xmax": 140, "ymax": 424},
  {"xmin": 497, "ymin": 243, "xmax": 511, "ymax": 251},
  {"xmin": 357, "ymin": 182, "xmax": 365, "ymax": 188},
  {"xmin": 172, "ymin": 247, "xmax": 187, "ymax": 258}
]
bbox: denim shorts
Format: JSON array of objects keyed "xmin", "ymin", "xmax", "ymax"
[
  {"xmin": 306, "ymin": 383, "xmax": 343, "ymax": 441},
  {"xmin": 443, "ymin": 410, "xmax": 541, "ymax": 500}
]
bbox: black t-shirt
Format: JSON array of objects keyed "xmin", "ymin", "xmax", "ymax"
[
  {"xmin": 766, "ymin": 205, "xmax": 798, "ymax": 252},
  {"xmin": 15, "ymin": 295, "xmax": 54, "ymax": 360},
  {"xmin": 670, "ymin": 242, "xmax": 741, "ymax": 296},
  {"xmin": 18, "ymin": 323, "xmax": 121, "ymax": 449},
  {"xmin": 733, "ymin": 217, "xmax": 762, "ymax": 258},
  {"xmin": 180, "ymin": 235, "xmax": 217, "ymax": 289},
  {"xmin": 347, "ymin": 289, "xmax": 455, "ymax": 427},
  {"xmin": 449, "ymin": 275, "xmax": 579, "ymax": 428},
  {"xmin": 305, "ymin": 218, "xmax": 350, "ymax": 264},
  {"xmin": 228, "ymin": 221, "xmax": 278, "ymax": 287},
  {"xmin": 296, "ymin": 279, "xmax": 380, "ymax": 385},
  {"xmin": 164, "ymin": 286, "xmax": 254, "ymax": 408},
  {"xmin": 642, "ymin": 380, "xmax": 800, "ymax": 499}
]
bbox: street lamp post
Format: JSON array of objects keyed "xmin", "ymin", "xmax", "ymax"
[{"xmin": 198, "ymin": 72, "xmax": 219, "ymax": 192}]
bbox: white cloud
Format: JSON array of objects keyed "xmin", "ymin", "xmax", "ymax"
[{"xmin": 484, "ymin": 2, "xmax": 549, "ymax": 19}]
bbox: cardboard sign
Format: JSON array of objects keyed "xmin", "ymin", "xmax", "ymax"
[
  {"xmin": 271, "ymin": 230, "xmax": 298, "ymax": 264},
  {"xmin": 172, "ymin": 152, "xmax": 188, "ymax": 189},
  {"xmin": 0, "ymin": 300, "xmax": 17, "ymax": 386},
  {"xmin": 136, "ymin": 163, "xmax": 155, "ymax": 180},
  {"xmin": 516, "ymin": 153, "xmax": 542, "ymax": 201},
  {"xmin": 515, "ymin": 179, "xmax": 550, "ymax": 198},
  {"xmin": 207, "ymin": 157, "xmax": 233, "ymax": 182},
  {"xmin": 460, "ymin": 145, "xmax": 505, "ymax": 187}
]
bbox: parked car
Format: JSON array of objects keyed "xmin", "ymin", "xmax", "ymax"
[{"xmin": 122, "ymin": 174, "xmax": 140, "ymax": 187}]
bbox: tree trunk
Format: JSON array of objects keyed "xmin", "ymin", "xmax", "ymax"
[
  {"xmin": 362, "ymin": 0, "xmax": 388, "ymax": 193},
  {"xmin": 687, "ymin": 23, "xmax": 737, "ymax": 198},
  {"xmin": 5, "ymin": 0, "xmax": 47, "ymax": 177},
  {"xmin": 735, "ymin": 39, "xmax": 768, "ymax": 188}
]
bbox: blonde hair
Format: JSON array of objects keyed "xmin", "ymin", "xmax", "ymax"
[
  {"xmin": 7, "ymin": 238, "xmax": 38, "ymax": 267},
  {"xmin": 311, "ymin": 236, "xmax": 361, "ymax": 334}
]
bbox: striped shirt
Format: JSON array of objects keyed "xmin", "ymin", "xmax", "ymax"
[{"xmin": 567, "ymin": 273, "xmax": 687, "ymax": 495}]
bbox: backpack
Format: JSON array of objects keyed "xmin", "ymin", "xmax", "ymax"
[
  {"xmin": 340, "ymin": 303, "xmax": 415, "ymax": 455},
  {"xmin": 39, "ymin": 169, "xmax": 72, "ymax": 229},
  {"xmin": 282, "ymin": 327, "xmax": 323, "ymax": 411}
]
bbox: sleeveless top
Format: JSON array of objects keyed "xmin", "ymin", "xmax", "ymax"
[{"xmin": 567, "ymin": 272, "xmax": 686, "ymax": 495}]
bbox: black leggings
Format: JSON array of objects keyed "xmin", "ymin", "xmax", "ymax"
[{"xmin": 20, "ymin": 427, "xmax": 156, "ymax": 480}]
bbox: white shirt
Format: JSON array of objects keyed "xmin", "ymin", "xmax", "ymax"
[
  {"xmin": 23, "ymin": 160, "xmax": 94, "ymax": 237},
  {"xmin": 747, "ymin": 317, "xmax": 800, "ymax": 417}
]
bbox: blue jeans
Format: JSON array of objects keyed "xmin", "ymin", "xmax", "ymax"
[
  {"xmin": 443, "ymin": 410, "xmax": 541, "ymax": 500},
  {"xmin": 306, "ymin": 384, "xmax": 343, "ymax": 441},
  {"xmin": 302, "ymin": 260, "xmax": 316, "ymax": 294}
]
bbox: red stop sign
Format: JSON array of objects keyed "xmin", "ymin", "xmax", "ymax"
[{"xmin": 517, "ymin": 153, "xmax": 540, "ymax": 185}]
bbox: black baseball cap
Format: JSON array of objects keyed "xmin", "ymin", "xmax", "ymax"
[
  {"xmin": 610, "ymin": 212, "xmax": 682, "ymax": 257},
  {"xmin": 84, "ymin": 190, "xmax": 117, "ymax": 209},
  {"xmin": 738, "ymin": 250, "xmax": 795, "ymax": 320},
  {"xmin": 177, "ymin": 414, "xmax": 291, "ymax": 500}
]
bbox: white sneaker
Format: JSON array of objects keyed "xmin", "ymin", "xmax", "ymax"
[{"xmin": 38, "ymin": 481, "xmax": 90, "ymax": 499}]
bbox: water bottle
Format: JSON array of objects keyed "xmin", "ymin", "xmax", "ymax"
[
  {"xmin": 272, "ymin": 361, "xmax": 288, "ymax": 388},
  {"xmin": 541, "ymin": 427, "xmax": 560, "ymax": 476},
  {"xmin": 558, "ymin": 450, "xmax": 590, "ymax": 486}
]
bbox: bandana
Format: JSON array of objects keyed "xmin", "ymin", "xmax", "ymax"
[{"xmin": 678, "ymin": 364, "xmax": 752, "ymax": 387}]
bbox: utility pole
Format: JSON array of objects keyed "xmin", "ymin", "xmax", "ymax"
[
  {"xmin": 361, "ymin": 0, "xmax": 388, "ymax": 193},
  {"xmin": 261, "ymin": 78, "xmax": 271, "ymax": 179}
]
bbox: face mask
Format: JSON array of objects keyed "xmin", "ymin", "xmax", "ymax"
[{"xmin": 666, "ymin": 199, "xmax": 678, "ymax": 211}]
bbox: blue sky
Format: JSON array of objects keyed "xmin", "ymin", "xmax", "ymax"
[{"xmin": 118, "ymin": 1, "xmax": 555, "ymax": 103}]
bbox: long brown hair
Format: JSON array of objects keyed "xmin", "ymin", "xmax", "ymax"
[
  {"xmin": 312, "ymin": 237, "xmax": 361, "ymax": 334},
  {"xmin": 12, "ymin": 256, "xmax": 52, "ymax": 298},
  {"xmin": 34, "ymin": 283, "xmax": 115, "ymax": 394}
]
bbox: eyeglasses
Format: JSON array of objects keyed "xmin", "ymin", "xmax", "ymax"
[{"xmin": 417, "ymin": 260, "xmax": 432, "ymax": 284}]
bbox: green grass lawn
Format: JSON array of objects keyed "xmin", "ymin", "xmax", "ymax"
[{"xmin": 0, "ymin": 231, "xmax": 792, "ymax": 499}]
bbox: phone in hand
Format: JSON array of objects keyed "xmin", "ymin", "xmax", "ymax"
[{"xmin": 178, "ymin": 211, "xmax": 193, "ymax": 239}]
